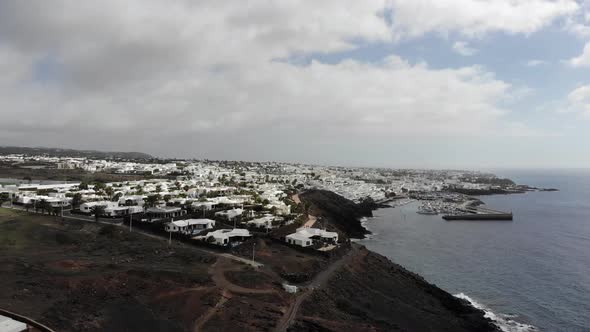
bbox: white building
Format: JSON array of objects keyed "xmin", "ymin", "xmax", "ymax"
[
  {"xmin": 146, "ymin": 206, "xmax": 186, "ymax": 221},
  {"xmin": 286, "ymin": 227, "xmax": 339, "ymax": 247},
  {"xmin": 103, "ymin": 205, "xmax": 143, "ymax": 217},
  {"xmin": 215, "ymin": 208, "xmax": 244, "ymax": 221},
  {"xmin": 199, "ymin": 228, "xmax": 251, "ymax": 246},
  {"xmin": 247, "ymin": 215, "xmax": 275, "ymax": 229},
  {"xmin": 80, "ymin": 201, "xmax": 117, "ymax": 214},
  {"xmin": 165, "ymin": 218, "xmax": 215, "ymax": 235}
]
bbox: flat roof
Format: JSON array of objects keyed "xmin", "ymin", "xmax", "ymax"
[
  {"xmin": 171, "ymin": 219, "xmax": 215, "ymax": 227},
  {"xmin": 0, "ymin": 315, "xmax": 27, "ymax": 332}
]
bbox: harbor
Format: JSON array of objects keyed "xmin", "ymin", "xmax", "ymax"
[
  {"xmin": 443, "ymin": 203, "xmax": 514, "ymax": 221},
  {"xmin": 413, "ymin": 193, "xmax": 514, "ymax": 221}
]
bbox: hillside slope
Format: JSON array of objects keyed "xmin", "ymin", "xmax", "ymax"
[
  {"xmin": 293, "ymin": 246, "xmax": 499, "ymax": 331},
  {"xmin": 0, "ymin": 146, "xmax": 152, "ymax": 160},
  {"xmin": 299, "ymin": 189, "xmax": 373, "ymax": 239}
]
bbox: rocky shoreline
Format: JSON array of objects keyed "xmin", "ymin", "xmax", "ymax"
[{"xmin": 297, "ymin": 190, "xmax": 500, "ymax": 331}]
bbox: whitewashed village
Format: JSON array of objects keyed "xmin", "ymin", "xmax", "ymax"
[
  {"xmin": 0, "ymin": 151, "xmax": 546, "ymax": 331},
  {"xmin": 0, "ymin": 153, "xmax": 531, "ymax": 252}
]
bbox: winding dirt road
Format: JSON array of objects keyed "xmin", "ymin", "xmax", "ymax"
[{"xmin": 274, "ymin": 245, "xmax": 359, "ymax": 332}]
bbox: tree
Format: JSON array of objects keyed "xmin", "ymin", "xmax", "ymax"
[
  {"xmin": 93, "ymin": 182, "xmax": 106, "ymax": 191},
  {"xmin": 90, "ymin": 205, "xmax": 105, "ymax": 221},
  {"xmin": 163, "ymin": 194, "xmax": 171, "ymax": 203},
  {"xmin": 72, "ymin": 193, "xmax": 83, "ymax": 209},
  {"xmin": 144, "ymin": 194, "xmax": 161, "ymax": 208},
  {"xmin": 104, "ymin": 186, "xmax": 114, "ymax": 200},
  {"xmin": 112, "ymin": 192, "xmax": 123, "ymax": 202},
  {"xmin": 0, "ymin": 193, "xmax": 8, "ymax": 206},
  {"xmin": 38, "ymin": 199, "xmax": 51, "ymax": 215},
  {"xmin": 156, "ymin": 185, "xmax": 162, "ymax": 193},
  {"xmin": 79, "ymin": 182, "xmax": 89, "ymax": 190}
]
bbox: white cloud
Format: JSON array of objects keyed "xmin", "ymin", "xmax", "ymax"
[
  {"xmin": 390, "ymin": 0, "xmax": 579, "ymax": 39},
  {"xmin": 526, "ymin": 59, "xmax": 549, "ymax": 67},
  {"xmin": 0, "ymin": 0, "xmax": 535, "ymax": 161},
  {"xmin": 568, "ymin": 42, "xmax": 590, "ymax": 67},
  {"xmin": 564, "ymin": 1, "xmax": 590, "ymax": 37},
  {"xmin": 452, "ymin": 41, "xmax": 477, "ymax": 56},
  {"xmin": 565, "ymin": 85, "xmax": 590, "ymax": 114}
]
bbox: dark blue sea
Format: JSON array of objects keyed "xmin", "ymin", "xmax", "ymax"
[{"xmin": 360, "ymin": 170, "xmax": 590, "ymax": 332}]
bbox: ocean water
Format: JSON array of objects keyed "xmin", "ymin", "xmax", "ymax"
[{"xmin": 360, "ymin": 170, "xmax": 590, "ymax": 332}]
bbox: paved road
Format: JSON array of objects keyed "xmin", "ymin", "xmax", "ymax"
[
  {"xmin": 0, "ymin": 203, "xmax": 262, "ymax": 267},
  {"xmin": 274, "ymin": 245, "xmax": 359, "ymax": 332}
]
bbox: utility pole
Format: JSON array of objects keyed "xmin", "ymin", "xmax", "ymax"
[
  {"xmin": 169, "ymin": 217, "xmax": 173, "ymax": 246},
  {"xmin": 129, "ymin": 213, "xmax": 133, "ymax": 232},
  {"xmin": 252, "ymin": 242, "xmax": 256, "ymax": 263}
]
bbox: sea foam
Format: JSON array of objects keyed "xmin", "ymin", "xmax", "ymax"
[{"xmin": 454, "ymin": 293, "xmax": 538, "ymax": 332}]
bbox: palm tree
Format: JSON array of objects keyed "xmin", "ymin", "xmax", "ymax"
[
  {"xmin": 104, "ymin": 186, "xmax": 114, "ymax": 200},
  {"xmin": 112, "ymin": 192, "xmax": 123, "ymax": 202},
  {"xmin": 90, "ymin": 205, "xmax": 105, "ymax": 222},
  {"xmin": 39, "ymin": 199, "xmax": 51, "ymax": 215},
  {"xmin": 72, "ymin": 193, "xmax": 83, "ymax": 210}
]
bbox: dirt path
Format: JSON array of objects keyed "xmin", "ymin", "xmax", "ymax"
[
  {"xmin": 192, "ymin": 289, "xmax": 231, "ymax": 332},
  {"xmin": 302, "ymin": 215, "xmax": 316, "ymax": 228},
  {"xmin": 192, "ymin": 258, "xmax": 277, "ymax": 331},
  {"xmin": 291, "ymin": 193, "xmax": 316, "ymax": 228},
  {"xmin": 274, "ymin": 245, "xmax": 359, "ymax": 332},
  {"xmin": 209, "ymin": 258, "xmax": 275, "ymax": 295}
]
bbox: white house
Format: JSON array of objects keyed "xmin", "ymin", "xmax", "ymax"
[
  {"xmin": 165, "ymin": 218, "xmax": 215, "ymax": 235},
  {"xmin": 247, "ymin": 215, "xmax": 275, "ymax": 229},
  {"xmin": 146, "ymin": 206, "xmax": 186, "ymax": 221},
  {"xmin": 192, "ymin": 201, "xmax": 216, "ymax": 211},
  {"xmin": 286, "ymin": 227, "xmax": 339, "ymax": 248},
  {"xmin": 103, "ymin": 205, "xmax": 143, "ymax": 218},
  {"xmin": 80, "ymin": 201, "xmax": 117, "ymax": 214},
  {"xmin": 199, "ymin": 228, "xmax": 251, "ymax": 246},
  {"xmin": 215, "ymin": 208, "xmax": 244, "ymax": 221}
]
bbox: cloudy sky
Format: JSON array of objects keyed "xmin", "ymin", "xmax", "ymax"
[{"xmin": 1, "ymin": 0, "xmax": 590, "ymax": 169}]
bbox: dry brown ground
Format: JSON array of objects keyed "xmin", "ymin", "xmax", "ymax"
[{"xmin": 0, "ymin": 208, "xmax": 291, "ymax": 332}]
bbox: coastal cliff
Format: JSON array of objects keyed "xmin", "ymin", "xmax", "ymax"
[
  {"xmin": 292, "ymin": 246, "xmax": 499, "ymax": 331},
  {"xmin": 294, "ymin": 190, "xmax": 500, "ymax": 332},
  {"xmin": 299, "ymin": 190, "xmax": 373, "ymax": 239}
]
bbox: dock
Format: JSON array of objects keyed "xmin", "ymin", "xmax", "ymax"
[
  {"xmin": 442, "ymin": 205, "xmax": 513, "ymax": 221},
  {"xmin": 442, "ymin": 213, "xmax": 513, "ymax": 221}
]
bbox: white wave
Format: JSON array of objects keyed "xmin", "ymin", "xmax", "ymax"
[
  {"xmin": 359, "ymin": 217, "xmax": 372, "ymax": 233},
  {"xmin": 454, "ymin": 293, "xmax": 538, "ymax": 332}
]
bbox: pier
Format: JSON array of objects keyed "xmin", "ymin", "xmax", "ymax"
[{"xmin": 443, "ymin": 206, "xmax": 513, "ymax": 221}]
